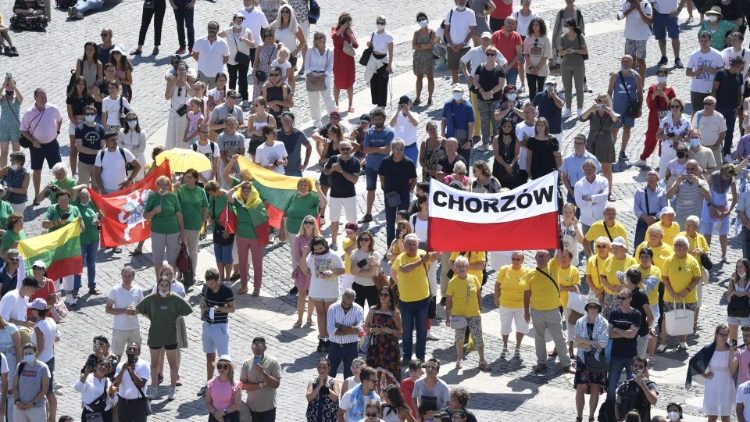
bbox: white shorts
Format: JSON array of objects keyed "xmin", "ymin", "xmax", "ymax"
[
  {"xmin": 328, "ymin": 196, "xmax": 357, "ymax": 223},
  {"xmin": 650, "ymin": 304, "xmax": 660, "ymax": 329},
  {"xmin": 498, "ymin": 305, "xmax": 529, "ymax": 335}
]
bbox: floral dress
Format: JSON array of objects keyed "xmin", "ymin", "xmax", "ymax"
[
  {"xmin": 253, "ymin": 44, "xmax": 279, "ymax": 100},
  {"xmin": 306, "ymin": 376, "xmax": 338, "ymax": 422},
  {"xmin": 421, "ymin": 141, "xmax": 445, "ymax": 181},
  {"xmin": 0, "ymin": 97, "xmax": 21, "ymax": 142},
  {"xmin": 366, "ymin": 310, "xmax": 401, "ymax": 383},
  {"xmin": 412, "ymin": 29, "xmax": 435, "ymax": 75}
]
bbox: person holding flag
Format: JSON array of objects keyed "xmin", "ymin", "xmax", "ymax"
[
  {"xmin": 226, "ymin": 181, "xmax": 269, "ymax": 296},
  {"xmin": 41, "ymin": 190, "xmax": 82, "ymax": 306}
]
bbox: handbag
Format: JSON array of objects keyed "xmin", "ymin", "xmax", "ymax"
[
  {"xmin": 359, "ymin": 33, "xmax": 375, "ymax": 66},
  {"xmin": 9, "ymin": 98, "xmax": 38, "ymax": 149},
  {"xmin": 308, "ymin": 0, "xmax": 320, "ymax": 24},
  {"xmin": 664, "ymin": 300, "xmax": 695, "ymax": 336},
  {"xmin": 575, "ymin": 33, "xmax": 588, "ymax": 61},
  {"xmin": 384, "ymin": 191, "xmax": 402, "ymax": 208},
  {"xmin": 306, "ymin": 50, "xmax": 330, "ymax": 91},
  {"xmin": 343, "ymin": 41, "xmax": 356, "ymax": 57},
  {"xmin": 231, "ymin": 31, "xmax": 251, "ymax": 66},
  {"xmin": 84, "ymin": 378, "xmax": 109, "ymax": 421},
  {"xmin": 373, "ymin": 270, "xmax": 388, "ymax": 291},
  {"xmin": 254, "ymin": 46, "xmax": 276, "ymax": 83},
  {"xmin": 700, "ymin": 252, "xmax": 713, "ymax": 270},
  {"xmin": 133, "ymin": 375, "xmax": 153, "ymax": 416},
  {"xmin": 584, "ymin": 349, "xmax": 607, "ymax": 372},
  {"xmin": 176, "ymin": 242, "xmax": 192, "ymax": 274},
  {"xmin": 51, "ymin": 300, "xmax": 69, "ymax": 322},
  {"xmin": 119, "ymin": 96, "xmax": 131, "ymax": 127},
  {"xmin": 175, "ymin": 103, "xmax": 188, "ymax": 117},
  {"xmin": 619, "ymin": 71, "xmax": 642, "ymax": 119}
]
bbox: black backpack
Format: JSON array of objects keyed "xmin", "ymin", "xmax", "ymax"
[{"xmin": 98, "ymin": 147, "xmax": 133, "ymax": 174}]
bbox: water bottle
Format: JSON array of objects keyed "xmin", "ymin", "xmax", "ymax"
[{"xmin": 208, "ymin": 306, "xmax": 215, "ymax": 321}]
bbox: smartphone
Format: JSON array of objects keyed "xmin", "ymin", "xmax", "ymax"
[
  {"xmin": 127, "ymin": 354, "xmax": 136, "ymax": 365},
  {"xmin": 253, "ymin": 355, "xmax": 262, "ymax": 366}
]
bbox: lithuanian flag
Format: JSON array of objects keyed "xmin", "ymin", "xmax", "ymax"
[
  {"xmin": 236, "ymin": 156, "xmax": 318, "ymax": 229},
  {"xmin": 18, "ymin": 221, "xmax": 82, "ymax": 280}
]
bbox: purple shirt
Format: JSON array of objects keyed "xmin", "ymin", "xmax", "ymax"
[{"xmin": 20, "ymin": 104, "xmax": 62, "ymax": 144}]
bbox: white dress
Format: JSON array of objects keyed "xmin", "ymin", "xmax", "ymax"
[
  {"xmin": 560, "ymin": 220, "xmax": 580, "ymax": 266},
  {"xmin": 703, "ymin": 350, "xmax": 735, "ymax": 416}
]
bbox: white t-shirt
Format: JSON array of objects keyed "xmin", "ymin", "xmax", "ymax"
[
  {"xmin": 193, "ymin": 37, "xmax": 230, "ymax": 77},
  {"xmin": 622, "ymin": 0, "xmax": 653, "ymax": 41},
  {"xmin": 513, "ymin": 10, "xmax": 537, "ymax": 37},
  {"xmin": 192, "ymin": 141, "xmax": 219, "ymax": 181},
  {"xmin": 239, "ymin": 7, "xmax": 269, "ymax": 50},
  {"xmin": 722, "ymin": 47, "xmax": 750, "ymax": 80},
  {"xmin": 0, "ymin": 290, "xmax": 27, "ymax": 323},
  {"xmin": 107, "ymin": 285, "xmax": 144, "ymax": 331},
  {"xmin": 692, "ymin": 111, "xmax": 727, "ymax": 147},
  {"xmin": 101, "ymin": 96, "xmax": 132, "ymax": 127},
  {"xmin": 151, "ymin": 280, "xmax": 186, "ymax": 298},
  {"xmin": 738, "ymin": 381, "xmax": 750, "ymax": 421},
  {"xmin": 515, "ymin": 121, "xmax": 534, "ymax": 171},
  {"xmin": 687, "ymin": 48, "xmax": 725, "ymax": 93},
  {"xmin": 271, "ymin": 59, "xmax": 292, "ymax": 76},
  {"xmin": 307, "ymin": 252, "xmax": 344, "ymax": 301},
  {"xmin": 371, "ymin": 32, "xmax": 394, "ymax": 55},
  {"xmin": 254, "ymin": 141, "xmax": 289, "ymax": 174},
  {"xmin": 224, "ymin": 27, "xmax": 253, "ymax": 66},
  {"xmin": 32, "ymin": 318, "xmax": 58, "ymax": 363},
  {"xmin": 445, "ymin": 8, "xmax": 477, "ymax": 45},
  {"xmin": 339, "ymin": 388, "xmax": 382, "ymax": 422},
  {"xmin": 94, "ymin": 147, "xmax": 136, "ymax": 193},
  {"xmin": 653, "ymin": 0, "xmax": 679, "ymax": 14},
  {"xmin": 392, "ymin": 113, "xmax": 418, "ymax": 147}
]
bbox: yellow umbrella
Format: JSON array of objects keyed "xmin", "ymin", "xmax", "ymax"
[{"xmin": 155, "ymin": 149, "xmax": 212, "ymax": 173}]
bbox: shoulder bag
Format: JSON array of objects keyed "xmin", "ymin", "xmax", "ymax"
[
  {"xmin": 359, "ymin": 33, "xmax": 375, "ymax": 66},
  {"xmin": 728, "ymin": 281, "xmax": 750, "ymax": 318},
  {"xmin": 342, "ymin": 31, "xmax": 356, "ymax": 57},
  {"xmin": 619, "ymin": 71, "xmax": 642, "ymax": 119},
  {"xmin": 373, "ymin": 269, "xmax": 388, "ymax": 291},
  {"xmin": 584, "ymin": 330, "xmax": 607, "ymax": 372},
  {"xmin": 12, "ymin": 102, "xmax": 41, "ymax": 149},
  {"xmin": 119, "ymin": 96, "xmax": 132, "ymax": 127},
  {"xmin": 84, "ymin": 378, "xmax": 109, "ymax": 422},
  {"xmin": 232, "ymin": 30, "xmax": 251, "ymax": 66},
  {"xmin": 537, "ymin": 267, "xmax": 564, "ymax": 316},
  {"xmin": 575, "ymin": 33, "xmax": 588, "ymax": 60},
  {"xmin": 132, "ymin": 370, "xmax": 153, "ymax": 416},
  {"xmin": 700, "ymin": 252, "xmax": 713, "ymax": 270},
  {"xmin": 255, "ymin": 45, "xmax": 276, "ymax": 83},
  {"xmin": 603, "ymin": 221, "xmax": 613, "ymax": 242},
  {"xmin": 306, "ymin": 50, "xmax": 329, "ymax": 91}
]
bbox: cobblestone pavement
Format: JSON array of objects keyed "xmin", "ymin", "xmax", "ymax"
[{"xmin": 0, "ymin": 0, "xmax": 740, "ymax": 420}]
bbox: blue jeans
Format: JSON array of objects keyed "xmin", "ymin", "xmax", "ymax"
[
  {"xmin": 399, "ymin": 297, "xmax": 429, "ymax": 361},
  {"xmin": 633, "ymin": 219, "xmax": 648, "ymax": 254},
  {"xmin": 743, "ymin": 227, "xmax": 750, "ymax": 259},
  {"xmin": 506, "ymin": 68, "xmax": 519, "ymax": 86},
  {"xmin": 73, "ymin": 240, "xmax": 98, "ymax": 292},
  {"xmin": 327, "ymin": 341, "xmax": 358, "ymax": 379},
  {"xmin": 607, "ymin": 354, "xmax": 633, "ymax": 399},
  {"xmin": 385, "ymin": 190, "xmax": 410, "ymax": 247},
  {"xmin": 74, "ymin": 0, "xmax": 104, "ymax": 14}
]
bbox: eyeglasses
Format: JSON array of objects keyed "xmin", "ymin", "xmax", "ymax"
[
  {"xmin": 217, "ymin": 364, "xmax": 229, "ymax": 369},
  {"xmin": 85, "ymin": 113, "xmax": 97, "ymax": 117},
  {"xmin": 596, "ymin": 245, "xmax": 607, "ymax": 249},
  {"xmin": 366, "ymin": 413, "xmax": 379, "ymax": 417},
  {"xmin": 269, "ymin": 73, "xmax": 280, "ymax": 77},
  {"xmin": 7, "ymin": 257, "xmax": 18, "ymax": 262},
  {"xmin": 339, "ymin": 147, "xmax": 352, "ymax": 151},
  {"xmin": 485, "ymin": 53, "xmax": 496, "ymax": 57}
]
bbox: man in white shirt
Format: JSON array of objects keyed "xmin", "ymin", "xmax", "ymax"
[
  {"xmin": 722, "ymin": 32, "xmax": 750, "ymax": 81},
  {"xmin": 389, "ymin": 97, "xmax": 420, "ymax": 161},
  {"xmin": 691, "ymin": 96, "xmax": 727, "ymax": 167},
  {"xmin": 621, "ymin": 0, "xmax": 652, "ymax": 80},
  {"xmin": 0, "ymin": 276, "xmax": 37, "ymax": 328},
  {"xmin": 574, "ymin": 159, "xmax": 609, "ymax": 233},
  {"xmin": 461, "ymin": 32, "xmax": 506, "ymax": 141},
  {"xmin": 93, "ymin": 132, "xmax": 140, "ymax": 194},
  {"xmin": 238, "ymin": 0, "xmax": 269, "ymax": 62},
  {"xmin": 192, "ymin": 21, "xmax": 230, "ymax": 88},
  {"xmin": 114, "ymin": 342, "xmax": 150, "ymax": 421},
  {"xmin": 106, "ymin": 266, "xmax": 144, "ymax": 358},
  {"xmin": 687, "ymin": 31, "xmax": 725, "ymax": 114},
  {"xmin": 254, "ymin": 127, "xmax": 289, "ymax": 174},
  {"xmin": 445, "ymin": 0, "xmax": 477, "ymax": 84}
]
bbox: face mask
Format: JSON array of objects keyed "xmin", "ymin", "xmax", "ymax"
[
  {"xmin": 453, "ymin": 93, "xmax": 463, "ymax": 101},
  {"xmin": 690, "ymin": 138, "xmax": 701, "ymax": 148},
  {"xmin": 84, "ymin": 115, "xmax": 96, "ymax": 124},
  {"xmin": 507, "ymin": 93, "xmax": 517, "ymax": 101},
  {"xmin": 23, "ymin": 354, "xmax": 34, "ymax": 364},
  {"xmin": 667, "ymin": 411, "xmax": 680, "ymax": 421},
  {"xmin": 739, "ymin": 271, "xmax": 747, "ymax": 278},
  {"xmin": 562, "ymin": 27, "xmax": 570, "ymax": 35},
  {"xmin": 657, "ymin": 76, "xmax": 667, "ymax": 84},
  {"xmin": 377, "ymin": 24, "xmax": 385, "ymax": 31},
  {"xmin": 233, "ymin": 23, "xmax": 243, "ymax": 29},
  {"xmin": 4, "ymin": 91, "xmax": 12, "ymax": 97},
  {"xmin": 709, "ymin": 15, "xmax": 718, "ymax": 22},
  {"xmin": 245, "ymin": 6, "xmax": 253, "ymax": 11},
  {"xmin": 418, "ymin": 20, "xmax": 428, "ymax": 28},
  {"xmin": 676, "ymin": 151, "xmax": 687, "ymax": 159},
  {"xmin": 11, "ymin": 165, "xmax": 19, "ymax": 172},
  {"xmin": 127, "ymin": 120, "xmax": 137, "ymax": 128},
  {"xmin": 159, "ymin": 291, "xmax": 169, "ymax": 298}
]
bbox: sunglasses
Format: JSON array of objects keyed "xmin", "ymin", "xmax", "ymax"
[
  {"xmin": 704, "ymin": 101, "xmax": 715, "ymax": 105},
  {"xmin": 617, "ymin": 296, "xmax": 629, "ymax": 300},
  {"xmin": 269, "ymin": 73, "xmax": 280, "ymax": 77},
  {"xmin": 366, "ymin": 413, "xmax": 378, "ymax": 417},
  {"xmin": 379, "ymin": 292, "xmax": 390, "ymax": 297},
  {"xmin": 339, "ymin": 147, "xmax": 352, "ymax": 151},
  {"xmin": 485, "ymin": 53, "xmax": 496, "ymax": 57},
  {"xmin": 217, "ymin": 364, "xmax": 229, "ymax": 369},
  {"xmin": 669, "ymin": 105, "xmax": 681, "ymax": 109}
]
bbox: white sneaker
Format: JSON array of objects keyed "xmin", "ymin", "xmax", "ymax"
[
  {"xmin": 561, "ymin": 108, "xmax": 572, "ymax": 119},
  {"xmin": 477, "ymin": 143, "xmax": 487, "ymax": 151},
  {"xmin": 426, "ymin": 331, "xmax": 439, "ymax": 341},
  {"xmin": 633, "ymin": 159, "xmax": 647, "ymax": 167},
  {"xmin": 725, "ymin": 154, "xmax": 734, "ymax": 163},
  {"xmin": 576, "ymin": 108, "xmax": 583, "ymax": 119},
  {"xmin": 167, "ymin": 387, "xmax": 175, "ymax": 401}
]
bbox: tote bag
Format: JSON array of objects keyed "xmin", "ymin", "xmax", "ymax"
[{"xmin": 664, "ymin": 300, "xmax": 695, "ymax": 337}]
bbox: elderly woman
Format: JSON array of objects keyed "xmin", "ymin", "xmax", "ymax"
[
  {"xmin": 727, "ymin": 259, "xmax": 750, "ymax": 344},
  {"xmin": 680, "ymin": 215, "xmax": 710, "ymax": 321},
  {"xmin": 701, "ymin": 164, "xmax": 738, "ymax": 261},
  {"xmin": 446, "ymin": 256, "xmax": 488, "ymax": 371},
  {"xmin": 580, "ymin": 93, "xmax": 619, "ymax": 200},
  {"xmin": 585, "ymin": 236, "xmax": 611, "ymax": 301},
  {"xmin": 600, "ymin": 237, "xmax": 637, "ymax": 319},
  {"xmin": 205, "ymin": 355, "xmax": 242, "ymax": 422},
  {"xmin": 635, "ymin": 225, "xmax": 675, "ymax": 274},
  {"xmin": 291, "ymin": 216, "xmax": 320, "ymax": 327},
  {"xmin": 658, "ymin": 235, "xmax": 702, "ymax": 352},
  {"xmin": 36, "ymin": 162, "xmax": 75, "ymax": 206},
  {"xmin": 227, "ymin": 181, "xmax": 269, "ymax": 296},
  {"xmin": 144, "ymin": 175, "xmax": 186, "ymax": 278},
  {"xmin": 471, "ymin": 160, "xmax": 502, "ymax": 193},
  {"xmin": 280, "ymin": 178, "xmax": 325, "ymax": 242},
  {"xmin": 687, "ymin": 324, "xmax": 737, "ymax": 422},
  {"xmin": 305, "ymin": 357, "xmax": 339, "ymax": 421},
  {"xmin": 365, "ymin": 286, "xmax": 403, "ymax": 384},
  {"xmin": 573, "ymin": 298, "xmax": 609, "ymax": 422},
  {"xmin": 136, "ymin": 276, "xmax": 192, "ymax": 401},
  {"xmin": 75, "ymin": 357, "xmax": 115, "ymax": 422},
  {"xmin": 305, "ymin": 32, "xmax": 336, "ymax": 128},
  {"xmin": 495, "ymin": 251, "xmax": 529, "ymax": 356}
]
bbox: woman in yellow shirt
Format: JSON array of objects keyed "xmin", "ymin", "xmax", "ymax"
[
  {"xmin": 635, "ymin": 225, "xmax": 674, "ymax": 275},
  {"xmin": 556, "ymin": 250, "xmax": 581, "ymax": 360},
  {"xmin": 648, "ymin": 206, "xmax": 680, "ymax": 247},
  {"xmin": 681, "ymin": 215, "xmax": 710, "ymax": 326},
  {"xmin": 449, "ymin": 251, "xmax": 487, "ymax": 284},
  {"xmin": 585, "ymin": 236, "xmax": 611, "ymax": 300},
  {"xmin": 658, "ymin": 235, "xmax": 702, "ymax": 352},
  {"xmin": 600, "ymin": 237, "xmax": 637, "ymax": 319},
  {"xmin": 446, "ymin": 256, "xmax": 487, "ymax": 371},
  {"xmin": 495, "ymin": 251, "xmax": 530, "ymax": 357}
]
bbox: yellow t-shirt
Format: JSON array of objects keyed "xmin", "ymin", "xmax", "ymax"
[
  {"xmin": 635, "ymin": 241, "xmax": 674, "ymax": 275},
  {"xmin": 650, "ymin": 221, "xmax": 681, "ymax": 248},
  {"xmin": 447, "ymin": 274, "xmax": 482, "ymax": 317},
  {"xmin": 392, "ymin": 250, "xmax": 430, "ymax": 302},
  {"xmin": 556, "ymin": 264, "xmax": 581, "ymax": 307},
  {"xmin": 585, "ymin": 254, "xmax": 609, "ymax": 291},
  {"xmin": 663, "ymin": 254, "xmax": 702, "ymax": 303},
  {"xmin": 496, "ymin": 266, "xmax": 530, "ymax": 308},
  {"xmin": 342, "ymin": 238, "xmax": 355, "ymax": 274},
  {"xmin": 602, "ymin": 255, "xmax": 637, "ymax": 294},
  {"xmin": 584, "ymin": 220, "xmax": 629, "ymax": 245},
  {"xmin": 679, "ymin": 231, "xmax": 709, "ymax": 253},
  {"xmin": 524, "ymin": 265, "xmax": 561, "ymax": 311},
  {"xmin": 632, "ymin": 264, "xmax": 662, "ymax": 304},
  {"xmin": 449, "ymin": 251, "xmax": 487, "ymax": 281}
]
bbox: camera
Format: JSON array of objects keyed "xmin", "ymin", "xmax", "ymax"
[
  {"xmin": 49, "ymin": 185, "xmax": 59, "ymax": 193},
  {"xmin": 320, "ymin": 385, "xmax": 330, "ymax": 395},
  {"xmin": 60, "ymin": 213, "xmax": 70, "ymax": 221}
]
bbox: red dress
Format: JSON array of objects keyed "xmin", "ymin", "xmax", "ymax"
[
  {"xmin": 332, "ymin": 27, "xmax": 358, "ymax": 89},
  {"xmin": 641, "ymin": 84, "xmax": 676, "ymax": 161}
]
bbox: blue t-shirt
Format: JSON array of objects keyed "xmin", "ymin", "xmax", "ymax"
[
  {"xmin": 532, "ymin": 92, "xmax": 563, "ymax": 134},
  {"xmin": 440, "ymin": 99, "xmax": 474, "ymax": 137},
  {"xmin": 362, "ymin": 127, "xmax": 394, "ymax": 170},
  {"xmin": 75, "ymin": 123, "xmax": 106, "ymax": 165}
]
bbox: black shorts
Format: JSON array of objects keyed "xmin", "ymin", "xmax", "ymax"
[
  {"xmin": 30, "ymin": 140, "xmax": 61, "ymax": 171},
  {"xmin": 149, "ymin": 343, "xmax": 178, "ymax": 350}
]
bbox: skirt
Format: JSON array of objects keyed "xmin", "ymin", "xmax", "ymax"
[{"xmin": 573, "ymin": 356, "xmax": 608, "ymax": 389}]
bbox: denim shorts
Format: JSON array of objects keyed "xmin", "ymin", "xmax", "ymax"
[
  {"xmin": 365, "ymin": 166, "xmax": 380, "ymax": 191},
  {"xmin": 653, "ymin": 11, "xmax": 680, "ymax": 39},
  {"xmin": 213, "ymin": 242, "xmax": 233, "ymax": 264}
]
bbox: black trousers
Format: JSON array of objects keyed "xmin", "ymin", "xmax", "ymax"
[
  {"xmin": 137, "ymin": 0, "xmax": 166, "ymax": 47},
  {"xmin": 250, "ymin": 408, "xmax": 277, "ymax": 422},
  {"xmin": 370, "ymin": 65, "xmax": 389, "ymax": 107},
  {"xmin": 227, "ymin": 62, "xmax": 250, "ymax": 101},
  {"xmin": 116, "ymin": 397, "xmax": 149, "ymax": 422},
  {"xmin": 173, "ymin": 4, "xmax": 194, "ymax": 50},
  {"xmin": 526, "ymin": 74, "xmax": 546, "ymax": 99},
  {"xmin": 352, "ymin": 282, "xmax": 378, "ymax": 310}
]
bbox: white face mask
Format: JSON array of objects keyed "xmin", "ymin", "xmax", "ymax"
[
  {"xmin": 23, "ymin": 354, "xmax": 34, "ymax": 364},
  {"xmin": 418, "ymin": 20, "xmax": 428, "ymax": 28},
  {"xmin": 507, "ymin": 93, "xmax": 517, "ymax": 101},
  {"xmin": 159, "ymin": 291, "xmax": 169, "ymax": 298},
  {"xmin": 657, "ymin": 76, "xmax": 667, "ymax": 84},
  {"xmin": 709, "ymin": 15, "xmax": 719, "ymax": 22},
  {"xmin": 452, "ymin": 92, "xmax": 463, "ymax": 101},
  {"xmin": 10, "ymin": 165, "xmax": 19, "ymax": 172},
  {"xmin": 84, "ymin": 115, "xmax": 96, "ymax": 124},
  {"xmin": 127, "ymin": 120, "xmax": 137, "ymax": 128},
  {"xmin": 667, "ymin": 411, "xmax": 680, "ymax": 421},
  {"xmin": 739, "ymin": 271, "xmax": 747, "ymax": 278},
  {"xmin": 562, "ymin": 27, "xmax": 570, "ymax": 35},
  {"xmin": 690, "ymin": 138, "xmax": 700, "ymax": 148},
  {"xmin": 233, "ymin": 23, "xmax": 243, "ymax": 29},
  {"xmin": 377, "ymin": 24, "xmax": 385, "ymax": 31}
]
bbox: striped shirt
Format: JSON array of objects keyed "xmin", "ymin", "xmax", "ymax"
[{"xmin": 326, "ymin": 302, "xmax": 364, "ymax": 345}]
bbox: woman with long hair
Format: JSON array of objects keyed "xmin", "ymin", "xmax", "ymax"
[
  {"xmin": 252, "ymin": 27, "xmax": 279, "ymax": 101},
  {"xmin": 0, "ymin": 77, "xmax": 22, "ymax": 169},
  {"xmin": 350, "ymin": 231, "xmax": 381, "ymax": 310},
  {"xmin": 471, "ymin": 160, "xmax": 502, "ymax": 193},
  {"xmin": 75, "ymin": 41, "xmax": 102, "ymax": 92},
  {"xmin": 261, "ymin": 66, "xmax": 294, "ymax": 126},
  {"xmin": 164, "ymin": 62, "xmax": 193, "ymax": 150},
  {"xmin": 305, "ymin": 357, "xmax": 339, "ymax": 421},
  {"xmin": 291, "ymin": 215, "xmax": 320, "ymax": 327},
  {"xmin": 687, "ymin": 324, "xmax": 738, "ymax": 422},
  {"xmin": 365, "ymin": 285, "xmax": 403, "ymax": 385},
  {"xmin": 331, "ymin": 12, "xmax": 357, "ymax": 113},
  {"xmin": 523, "ymin": 17, "xmax": 552, "ymax": 98},
  {"xmin": 109, "ymin": 47, "xmax": 134, "ymax": 102},
  {"xmin": 418, "ymin": 122, "xmax": 444, "ymax": 181},
  {"xmin": 559, "ymin": 18, "xmax": 588, "ymax": 118},
  {"xmin": 65, "ymin": 76, "xmax": 93, "ymax": 175},
  {"xmin": 411, "ymin": 12, "xmax": 436, "ymax": 107},
  {"xmin": 526, "ymin": 117, "xmax": 560, "ymax": 179},
  {"xmin": 205, "ymin": 181, "xmax": 233, "ymax": 281},
  {"xmin": 205, "ymin": 355, "xmax": 242, "ymax": 422},
  {"xmin": 305, "ymin": 31, "xmax": 337, "ymax": 128},
  {"xmin": 727, "ymin": 259, "xmax": 750, "ymax": 344},
  {"xmin": 272, "ymin": 4, "xmax": 307, "ymax": 93},
  {"xmin": 701, "ymin": 164, "xmax": 738, "ymax": 261},
  {"xmin": 118, "ymin": 112, "xmax": 147, "ymax": 181},
  {"xmin": 492, "ymin": 118, "xmax": 521, "ymax": 188},
  {"xmin": 381, "ymin": 384, "xmax": 414, "ymax": 422},
  {"xmin": 639, "ymin": 67, "xmax": 676, "ymax": 165},
  {"xmin": 246, "ymin": 97, "xmax": 278, "ymax": 159}
]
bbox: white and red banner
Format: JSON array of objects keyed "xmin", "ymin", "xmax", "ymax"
[{"xmin": 427, "ymin": 172, "xmax": 559, "ymax": 251}]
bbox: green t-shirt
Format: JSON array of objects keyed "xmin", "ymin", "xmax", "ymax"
[
  {"xmin": 136, "ymin": 294, "xmax": 192, "ymax": 347},
  {"xmin": 177, "ymin": 185, "xmax": 208, "ymax": 231},
  {"xmin": 208, "ymin": 192, "xmax": 228, "ymax": 221},
  {"xmin": 283, "ymin": 192, "xmax": 319, "ymax": 234},
  {"xmin": 75, "ymin": 200, "xmax": 100, "ymax": 245},
  {"xmin": 230, "ymin": 201, "xmax": 268, "ymax": 239},
  {"xmin": 1, "ymin": 229, "xmax": 26, "ymax": 251},
  {"xmin": 144, "ymin": 192, "xmax": 181, "ymax": 234},
  {"xmin": 0, "ymin": 200, "xmax": 13, "ymax": 230},
  {"xmin": 47, "ymin": 178, "xmax": 76, "ymax": 204},
  {"xmin": 43, "ymin": 204, "xmax": 81, "ymax": 232}
]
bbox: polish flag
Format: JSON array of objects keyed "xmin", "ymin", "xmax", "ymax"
[{"xmin": 427, "ymin": 172, "xmax": 560, "ymax": 252}]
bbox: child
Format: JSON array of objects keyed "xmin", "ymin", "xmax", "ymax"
[
  {"xmin": 560, "ymin": 202, "xmax": 584, "ymax": 266},
  {"xmin": 0, "ymin": 13, "xmax": 18, "ymax": 56},
  {"xmin": 400, "ymin": 359, "xmax": 424, "ymax": 419},
  {"xmin": 184, "ymin": 97, "xmax": 205, "ymax": 146},
  {"xmin": 341, "ymin": 222, "xmax": 358, "ymax": 292},
  {"xmin": 271, "ymin": 46, "xmax": 295, "ymax": 92}
]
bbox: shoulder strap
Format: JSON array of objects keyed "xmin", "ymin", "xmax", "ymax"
[
  {"xmin": 118, "ymin": 147, "xmax": 127, "ymax": 164},
  {"xmin": 210, "ymin": 142, "xmax": 216, "ymax": 154},
  {"xmin": 603, "ymin": 222, "xmax": 613, "ymax": 241},
  {"xmin": 619, "ymin": 71, "xmax": 634, "ymax": 102},
  {"xmin": 644, "ymin": 187, "xmax": 650, "ymax": 215},
  {"xmin": 98, "ymin": 149, "xmax": 105, "ymax": 162},
  {"xmin": 16, "ymin": 361, "xmax": 25, "ymax": 378},
  {"xmin": 191, "ymin": 143, "xmax": 197, "ymax": 152},
  {"xmin": 537, "ymin": 268, "xmax": 560, "ymax": 293},
  {"xmin": 449, "ymin": 9, "xmax": 453, "ymax": 24}
]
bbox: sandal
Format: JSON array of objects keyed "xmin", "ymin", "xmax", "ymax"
[
  {"xmin": 293, "ymin": 320, "xmax": 302, "ymax": 328},
  {"xmin": 478, "ymin": 361, "xmax": 489, "ymax": 372},
  {"xmin": 455, "ymin": 360, "xmax": 462, "ymax": 369},
  {"xmin": 306, "ymin": 319, "xmax": 315, "ymax": 327},
  {"xmin": 131, "ymin": 48, "xmax": 143, "ymax": 56},
  {"xmin": 237, "ymin": 287, "xmax": 249, "ymax": 295},
  {"xmin": 412, "ymin": 98, "xmax": 421, "ymax": 106}
]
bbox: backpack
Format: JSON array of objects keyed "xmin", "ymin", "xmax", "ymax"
[
  {"xmin": 99, "ymin": 147, "xmax": 133, "ymax": 175},
  {"xmin": 192, "ymin": 141, "xmax": 216, "ymax": 158}
]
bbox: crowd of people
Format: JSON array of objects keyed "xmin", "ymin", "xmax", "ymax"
[{"xmin": 6, "ymin": 0, "xmax": 750, "ymax": 420}]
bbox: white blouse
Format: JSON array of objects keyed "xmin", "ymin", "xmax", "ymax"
[{"xmin": 304, "ymin": 47, "xmax": 333, "ymax": 76}]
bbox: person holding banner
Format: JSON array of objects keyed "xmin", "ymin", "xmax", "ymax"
[
  {"xmin": 554, "ymin": 250, "xmax": 580, "ymax": 360},
  {"xmin": 446, "ymin": 256, "xmax": 487, "ymax": 371},
  {"xmin": 205, "ymin": 181, "xmax": 234, "ymax": 282},
  {"xmin": 495, "ymin": 251, "xmax": 530, "ymax": 358},
  {"xmin": 72, "ymin": 187, "xmax": 101, "ymax": 298},
  {"xmin": 227, "ymin": 181, "xmax": 269, "ymax": 296},
  {"xmin": 144, "ymin": 176, "xmax": 186, "ymax": 279}
]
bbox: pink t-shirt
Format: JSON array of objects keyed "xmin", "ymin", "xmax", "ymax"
[
  {"xmin": 207, "ymin": 377, "xmax": 241, "ymax": 411},
  {"xmin": 738, "ymin": 348, "xmax": 750, "ymax": 386},
  {"xmin": 401, "ymin": 378, "xmax": 417, "ymax": 418}
]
